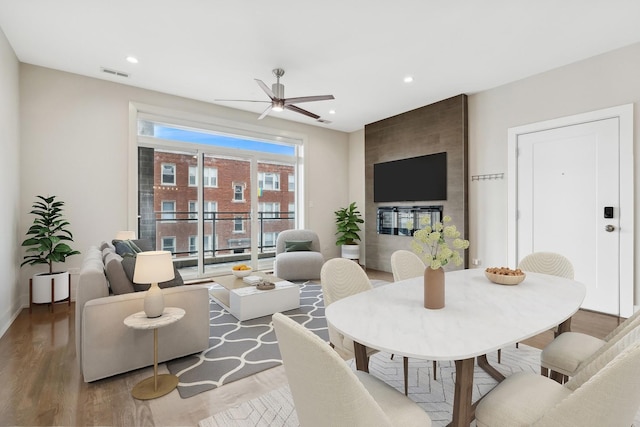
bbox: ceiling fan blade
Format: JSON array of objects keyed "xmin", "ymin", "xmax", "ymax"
[
  {"xmin": 258, "ymin": 104, "xmax": 273, "ymax": 120},
  {"xmin": 214, "ymin": 99, "xmax": 270, "ymax": 103},
  {"xmin": 285, "ymin": 104, "xmax": 320, "ymax": 120},
  {"xmin": 255, "ymin": 79, "xmax": 276, "ymax": 99},
  {"xmin": 283, "ymin": 95, "xmax": 334, "ymax": 105}
]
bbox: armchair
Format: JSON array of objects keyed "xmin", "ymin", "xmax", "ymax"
[{"xmin": 273, "ymin": 229, "xmax": 324, "ymax": 281}]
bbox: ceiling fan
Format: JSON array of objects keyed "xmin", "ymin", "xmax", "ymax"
[{"xmin": 216, "ymin": 68, "xmax": 334, "ymax": 122}]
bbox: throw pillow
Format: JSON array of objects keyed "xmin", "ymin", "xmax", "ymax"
[
  {"xmin": 113, "ymin": 240, "xmax": 141, "ymax": 256},
  {"xmin": 104, "ymin": 253, "xmax": 135, "ymax": 295},
  {"xmin": 121, "ymin": 256, "xmax": 184, "ymax": 291},
  {"xmin": 285, "ymin": 240, "xmax": 313, "ymax": 252},
  {"xmin": 132, "ymin": 238, "xmax": 154, "ymax": 252}
]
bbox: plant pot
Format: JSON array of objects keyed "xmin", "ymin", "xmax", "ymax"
[
  {"xmin": 341, "ymin": 244, "xmax": 360, "ymax": 260},
  {"xmin": 31, "ymin": 271, "xmax": 70, "ymax": 304}
]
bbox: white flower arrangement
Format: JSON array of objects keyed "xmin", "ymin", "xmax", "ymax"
[{"xmin": 411, "ymin": 215, "xmax": 470, "ymax": 270}]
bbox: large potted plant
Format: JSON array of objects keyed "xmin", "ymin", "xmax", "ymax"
[
  {"xmin": 21, "ymin": 195, "xmax": 81, "ymax": 308},
  {"xmin": 334, "ymin": 202, "xmax": 364, "ymax": 260}
]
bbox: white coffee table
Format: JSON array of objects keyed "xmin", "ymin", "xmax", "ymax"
[{"xmin": 209, "ymin": 273, "xmax": 300, "ymax": 321}]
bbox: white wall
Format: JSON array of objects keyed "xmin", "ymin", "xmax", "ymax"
[
  {"xmin": 0, "ymin": 27, "xmax": 21, "ymax": 336},
  {"xmin": 18, "ymin": 65, "xmax": 349, "ymax": 310},
  {"xmin": 468, "ymin": 41, "xmax": 640, "ymax": 307}
]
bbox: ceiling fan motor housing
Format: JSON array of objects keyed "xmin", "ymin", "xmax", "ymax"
[{"xmin": 272, "ymin": 82, "xmax": 285, "ymax": 99}]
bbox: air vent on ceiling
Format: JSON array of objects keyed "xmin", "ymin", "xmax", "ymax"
[
  {"xmin": 100, "ymin": 67, "xmax": 130, "ymax": 78},
  {"xmin": 317, "ymin": 118, "xmax": 332, "ymax": 124}
]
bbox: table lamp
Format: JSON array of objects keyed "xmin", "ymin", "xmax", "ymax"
[
  {"xmin": 115, "ymin": 230, "xmax": 136, "ymax": 240},
  {"xmin": 133, "ymin": 251, "xmax": 175, "ymax": 318}
]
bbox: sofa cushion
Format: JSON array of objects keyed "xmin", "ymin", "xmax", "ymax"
[
  {"xmin": 104, "ymin": 253, "xmax": 135, "ymax": 295},
  {"xmin": 285, "ymin": 240, "xmax": 313, "ymax": 252},
  {"xmin": 121, "ymin": 255, "xmax": 184, "ymax": 291},
  {"xmin": 113, "ymin": 239, "xmax": 142, "ymax": 256}
]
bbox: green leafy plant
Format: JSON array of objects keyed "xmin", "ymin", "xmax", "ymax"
[
  {"xmin": 21, "ymin": 195, "xmax": 81, "ymax": 274},
  {"xmin": 334, "ymin": 202, "xmax": 364, "ymax": 245},
  {"xmin": 411, "ymin": 215, "xmax": 469, "ymax": 269}
]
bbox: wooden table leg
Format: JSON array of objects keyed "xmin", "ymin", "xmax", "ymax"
[
  {"xmin": 353, "ymin": 341, "xmax": 369, "ymax": 373},
  {"xmin": 557, "ymin": 317, "xmax": 572, "ymax": 335},
  {"xmin": 450, "ymin": 358, "xmax": 474, "ymax": 427},
  {"xmin": 477, "ymin": 354, "xmax": 505, "ymax": 382}
]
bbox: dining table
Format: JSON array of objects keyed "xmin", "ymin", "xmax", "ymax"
[{"xmin": 324, "ymin": 268, "xmax": 586, "ymax": 427}]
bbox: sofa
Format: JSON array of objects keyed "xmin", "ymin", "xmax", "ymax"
[{"xmin": 75, "ymin": 241, "xmax": 210, "ymax": 382}]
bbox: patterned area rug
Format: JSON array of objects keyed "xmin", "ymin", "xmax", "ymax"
[{"xmin": 166, "ymin": 282, "xmax": 328, "ymax": 398}]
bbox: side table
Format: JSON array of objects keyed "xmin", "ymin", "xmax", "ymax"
[{"xmin": 123, "ymin": 307, "xmax": 185, "ymax": 400}]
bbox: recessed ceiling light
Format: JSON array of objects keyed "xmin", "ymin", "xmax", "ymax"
[
  {"xmin": 329, "ymin": 109, "xmax": 336, "ymax": 115},
  {"xmin": 404, "ymin": 76, "xmax": 414, "ymax": 83},
  {"xmin": 126, "ymin": 56, "xmax": 139, "ymax": 64}
]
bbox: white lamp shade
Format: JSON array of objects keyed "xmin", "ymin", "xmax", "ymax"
[
  {"xmin": 115, "ymin": 230, "xmax": 136, "ymax": 240},
  {"xmin": 133, "ymin": 251, "xmax": 175, "ymax": 284}
]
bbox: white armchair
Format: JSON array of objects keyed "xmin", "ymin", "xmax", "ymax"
[
  {"xmin": 272, "ymin": 312, "xmax": 432, "ymax": 427},
  {"xmin": 273, "ymin": 229, "xmax": 324, "ymax": 281}
]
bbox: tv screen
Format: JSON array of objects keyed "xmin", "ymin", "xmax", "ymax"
[{"xmin": 374, "ymin": 152, "xmax": 447, "ymax": 202}]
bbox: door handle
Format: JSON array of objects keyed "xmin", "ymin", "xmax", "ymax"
[{"xmin": 605, "ymin": 225, "xmax": 615, "ymax": 232}]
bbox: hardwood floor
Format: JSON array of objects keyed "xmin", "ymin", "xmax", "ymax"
[{"xmin": 0, "ymin": 270, "xmax": 623, "ymax": 426}]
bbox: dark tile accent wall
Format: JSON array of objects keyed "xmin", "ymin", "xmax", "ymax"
[{"xmin": 364, "ymin": 94, "xmax": 468, "ymax": 272}]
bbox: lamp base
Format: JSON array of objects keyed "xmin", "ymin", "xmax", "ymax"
[{"xmin": 144, "ymin": 283, "xmax": 165, "ymax": 318}]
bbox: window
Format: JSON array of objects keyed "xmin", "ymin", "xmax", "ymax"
[
  {"xmin": 203, "ymin": 167, "xmax": 218, "ymax": 187},
  {"xmin": 189, "ymin": 166, "xmax": 218, "ymax": 187},
  {"xmin": 288, "ymin": 203, "xmax": 295, "ymax": 218},
  {"xmin": 259, "ymin": 172, "xmax": 280, "ymax": 191},
  {"xmin": 188, "ymin": 201, "xmax": 197, "ymax": 220},
  {"xmin": 234, "ymin": 216, "xmax": 244, "ymax": 232},
  {"xmin": 161, "ymin": 201, "xmax": 176, "ymax": 221},
  {"xmin": 204, "ymin": 201, "xmax": 217, "ymax": 220},
  {"xmin": 260, "ymin": 202, "xmax": 280, "ymax": 219},
  {"xmin": 233, "ymin": 183, "xmax": 245, "ymax": 202},
  {"xmin": 162, "ymin": 236, "xmax": 176, "ymax": 253},
  {"xmin": 188, "ymin": 235, "xmax": 197, "ymax": 254},
  {"xmin": 262, "ymin": 232, "xmax": 277, "ymax": 249},
  {"xmin": 288, "ymin": 174, "xmax": 295, "ymax": 192},
  {"xmin": 203, "ymin": 235, "xmax": 214, "ymax": 253},
  {"xmin": 161, "ymin": 163, "xmax": 176, "ymax": 185},
  {"xmin": 188, "ymin": 166, "xmax": 197, "ymax": 186}
]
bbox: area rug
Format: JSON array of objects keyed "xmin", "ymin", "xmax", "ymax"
[
  {"xmin": 197, "ymin": 345, "xmax": 640, "ymax": 427},
  {"xmin": 166, "ymin": 281, "xmax": 328, "ymax": 398}
]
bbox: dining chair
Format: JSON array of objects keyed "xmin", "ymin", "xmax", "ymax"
[
  {"xmin": 321, "ymin": 258, "xmax": 411, "ymax": 395},
  {"xmin": 541, "ymin": 309, "xmax": 640, "ymax": 382},
  {"xmin": 272, "ymin": 312, "xmax": 432, "ymax": 427},
  {"xmin": 389, "ymin": 250, "xmax": 438, "ymax": 380},
  {"xmin": 475, "ymin": 338, "xmax": 640, "ymax": 427},
  {"xmin": 496, "ymin": 251, "xmax": 575, "ymax": 363}
]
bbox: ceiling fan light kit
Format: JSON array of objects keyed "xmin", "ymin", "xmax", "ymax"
[{"xmin": 216, "ymin": 68, "xmax": 334, "ymax": 122}]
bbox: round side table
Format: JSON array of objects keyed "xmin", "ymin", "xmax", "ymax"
[{"xmin": 123, "ymin": 307, "xmax": 185, "ymax": 400}]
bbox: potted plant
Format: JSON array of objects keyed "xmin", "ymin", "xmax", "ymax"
[
  {"xmin": 334, "ymin": 202, "xmax": 364, "ymax": 260},
  {"xmin": 21, "ymin": 195, "xmax": 81, "ymax": 308}
]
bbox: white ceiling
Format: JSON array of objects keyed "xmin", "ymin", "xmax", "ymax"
[{"xmin": 2, "ymin": 0, "xmax": 640, "ymax": 133}]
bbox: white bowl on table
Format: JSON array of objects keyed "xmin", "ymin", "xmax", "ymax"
[{"xmin": 232, "ymin": 266, "xmax": 253, "ymax": 278}]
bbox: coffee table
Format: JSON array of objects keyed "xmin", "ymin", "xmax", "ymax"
[{"xmin": 209, "ymin": 272, "xmax": 300, "ymax": 321}]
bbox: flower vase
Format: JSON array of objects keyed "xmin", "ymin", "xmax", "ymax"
[{"xmin": 424, "ymin": 267, "xmax": 445, "ymax": 309}]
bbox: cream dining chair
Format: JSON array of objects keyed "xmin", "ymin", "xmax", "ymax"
[
  {"xmin": 389, "ymin": 250, "xmax": 438, "ymax": 382},
  {"xmin": 541, "ymin": 308, "xmax": 640, "ymax": 382},
  {"xmin": 272, "ymin": 312, "xmax": 432, "ymax": 427},
  {"xmin": 476, "ymin": 335, "xmax": 640, "ymax": 427},
  {"xmin": 321, "ymin": 258, "xmax": 411, "ymax": 395}
]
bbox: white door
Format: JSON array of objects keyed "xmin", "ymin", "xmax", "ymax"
[{"xmin": 516, "ymin": 118, "xmax": 619, "ymax": 314}]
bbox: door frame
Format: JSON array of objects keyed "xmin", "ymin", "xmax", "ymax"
[{"xmin": 507, "ymin": 104, "xmax": 634, "ymax": 317}]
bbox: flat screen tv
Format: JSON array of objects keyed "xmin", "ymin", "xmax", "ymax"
[{"xmin": 374, "ymin": 152, "xmax": 447, "ymax": 202}]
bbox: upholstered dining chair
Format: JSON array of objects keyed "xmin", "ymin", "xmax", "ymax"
[
  {"xmin": 389, "ymin": 250, "xmax": 438, "ymax": 381},
  {"xmin": 475, "ymin": 338, "xmax": 640, "ymax": 427},
  {"xmin": 496, "ymin": 251, "xmax": 575, "ymax": 363},
  {"xmin": 321, "ymin": 258, "xmax": 411, "ymax": 395},
  {"xmin": 273, "ymin": 229, "xmax": 325, "ymax": 281},
  {"xmin": 272, "ymin": 312, "xmax": 432, "ymax": 427},
  {"xmin": 541, "ymin": 308, "xmax": 640, "ymax": 382}
]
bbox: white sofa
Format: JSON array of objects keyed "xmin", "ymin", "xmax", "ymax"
[{"xmin": 75, "ymin": 244, "xmax": 210, "ymax": 382}]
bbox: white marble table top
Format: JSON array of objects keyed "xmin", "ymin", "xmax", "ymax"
[
  {"xmin": 123, "ymin": 307, "xmax": 185, "ymax": 330},
  {"xmin": 325, "ymin": 268, "xmax": 586, "ymax": 361}
]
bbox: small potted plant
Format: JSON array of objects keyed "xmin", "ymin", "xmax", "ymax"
[
  {"xmin": 21, "ymin": 195, "xmax": 81, "ymax": 308},
  {"xmin": 334, "ymin": 202, "xmax": 364, "ymax": 260}
]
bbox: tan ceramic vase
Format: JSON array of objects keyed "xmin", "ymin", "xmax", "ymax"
[{"xmin": 424, "ymin": 267, "xmax": 445, "ymax": 309}]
